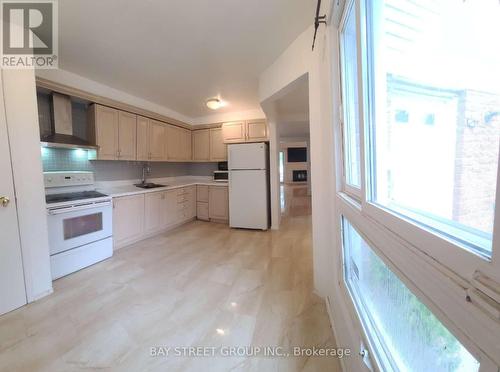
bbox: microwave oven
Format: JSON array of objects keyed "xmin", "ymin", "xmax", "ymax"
[{"xmin": 213, "ymin": 171, "xmax": 228, "ymax": 182}]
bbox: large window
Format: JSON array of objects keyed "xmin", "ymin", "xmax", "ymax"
[
  {"xmin": 336, "ymin": 1, "xmax": 500, "ymax": 370},
  {"xmin": 340, "ymin": 0, "xmax": 362, "ymax": 189},
  {"xmin": 366, "ymin": 0, "xmax": 500, "ymax": 256},
  {"xmin": 343, "ymin": 218, "xmax": 480, "ymax": 372}
]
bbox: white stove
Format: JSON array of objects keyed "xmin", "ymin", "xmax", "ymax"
[{"xmin": 44, "ymin": 171, "xmax": 113, "ymax": 280}]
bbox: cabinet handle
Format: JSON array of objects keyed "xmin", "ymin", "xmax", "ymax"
[{"xmin": 0, "ymin": 196, "xmax": 10, "ymax": 207}]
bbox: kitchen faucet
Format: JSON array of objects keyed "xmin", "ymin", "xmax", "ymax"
[
  {"xmin": 134, "ymin": 163, "xmax": 164, "ymax": 189},
  {"xmin": 141, "ymin": 162, "xmax": 151, "ymax": 184}
]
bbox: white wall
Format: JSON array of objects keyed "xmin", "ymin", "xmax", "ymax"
[
  {"xmin": 259, "ymin": 29, "xmax": 313, "ymax": 103},
  {"xmin": 2, "ymin": 70, "xmax": 53, "ymax": 302},
  {"xmin": 259, "ymin": 21, "xmax": 336, "ymax": 299},
  {"xmin": 191, "ymin": 108, "xmax": 266, "ymax": 125},
  {"xmin": 36, "ymin": 68, "xmax": 193, "ymax": 124},
  {"xmin": 260, "ymin": 102, "xmax": 281, "ymax": 230},
  {"xmin": 259, "ymin": 2, "xmax": 500, "ymax": 371},
  {"xmin": 258, "ymin": 3, "xmax": 368, "ymax": 370},
  {"xmin": 37, "ymin": 68, "xmax": 266, "ymax": 126}
]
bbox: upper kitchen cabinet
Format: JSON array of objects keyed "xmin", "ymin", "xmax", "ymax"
[
  {"xmin": 136, "ymin": 116, "xmax": 150, "ymax": 161},
  {"xmin": 245, "ymin": 120, "xmax": 267, "ymax": 142},
  {"xmin": 193, "ymin": 126, "xmax": 227, "ymax": 161},
  {"xmin": 90, "ymin": 104, "xmax": 119, "ymax": 160},
  {"xmin": 117, "ymin": 111, "xmax": 137, "ymax": 160},
  {"xmin": 221, "ymin": 121, "xmax": 246, "ymax": 143},
  {"xmin": 89, "ymin": 104, "xmax": 137, "ymax": 160},
  {"xmin": 149, "ymin": 120, "xmax": 166, "ymax": 161},
  {"xmin": 221, "ymin": 120, "xmax": 268, "ymax": 144},
  {"xmin": 182, "ymin": 127, "xmax": 192, "ymax": 161},
  {"xmin": 192, "ymin": 129, "xmax": 210, "ymax": 161},
  {"xmin": 167, "ymin": 125, "xmax": 192, "ymax": 161},
  {"xmin": 166, "ymin": 124, "xmax": 181, "ymax": 161},
  {"xmin": 209, "ymin": 127, "xmax": 227, "ymax": 161},
  {"xmin": 137, "ymin": 116, "xmax": 166, "ymax": 161}
]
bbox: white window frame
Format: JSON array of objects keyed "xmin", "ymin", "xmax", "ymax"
[
  {"xmin": 359, "ymin": 0, "xmax": 500, "ymax": 286},
  {"xmin": 338, "ymin": 206, "xmax": 499, "ymax": 372},
  {"xmin": 333, "ymin": 0, "xmax": 500, "ymax": 370},
  {"xmin": 338, "ymin": 0, "xmax": 364, "ymax": 201}
]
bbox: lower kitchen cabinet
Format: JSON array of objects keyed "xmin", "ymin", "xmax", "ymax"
[
  {"xmin": 164, "ymin": 189, "xmax": 178, "ymax": 226},
  {"xmin": 144, "ymin": 191, "xmax": 165, "ymax": 234},
  {"xmin": 196, "ymin": 185, "xmax": 210, "ymax": 221},
  {"xmin": 175, "ymin": 186, "xmax": 196, "ymax": 222},
  {"xmin": 153, "ymin": 187, "xmax": 196, "ymax": 229},
  {"xmin": 196, "ymin": 185, "xmax": 229, "ymax": 222},
  {"xmin": 113, "ymin": 185, "xmax": 227, "ymax": 249},
  {"xmin": 196, "ymin": 185, "xmax": 209, "ymax": 202},
  {"xmin": 208, "ymin": 186, "xmax": 229, "ymax": 221},
  {"xmin": 196, "ymin": 202, "xmax": 209, "ymax": 220},
  {"xmin": 113, "ymin": 194, "xmax": 145, "ymax": 248},
  {"xmin": 186, "ymin": 186, "xmax": 197, "ymax": 219}
]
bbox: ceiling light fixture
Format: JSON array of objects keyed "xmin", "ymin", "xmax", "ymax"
[{"xmin": 206, "ymin": 98, "xmax": 223, "ymax": 110}]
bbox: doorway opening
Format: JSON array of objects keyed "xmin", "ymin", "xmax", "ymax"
[
  {"xmin": 279, "ymin": 151, "xmax": 285, "ymax": 183},
  {"xmin": 271, "ymin": 75, "xmax": 311, "ymax": 220}
]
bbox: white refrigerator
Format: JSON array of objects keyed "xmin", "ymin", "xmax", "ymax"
[{"xmin": 228, "ymin": 142, "xmax": 269, "ymax": 230}]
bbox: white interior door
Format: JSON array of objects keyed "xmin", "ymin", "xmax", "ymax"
[{"xmin": 0, "ymin": 77, "xmax": 26, "ymax": 315}]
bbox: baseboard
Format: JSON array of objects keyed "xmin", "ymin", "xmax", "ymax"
[
  {"xmin": 325, "ymin": 295, "xmax": 347, "ymax": 372},
  {"xmin": 313, "ymin": 289, "xmax": 347, "ymax": 372},
  {"xmin": 28, "ymin": 287, "xmax": 54, "ymax": 303},
  {"xmin": 312, "ymin": 288, "xmax": 324, "ymax": 298},
  {"xmin": 209, "ymin": 218, "xmax": 229, "ymax": 224}
]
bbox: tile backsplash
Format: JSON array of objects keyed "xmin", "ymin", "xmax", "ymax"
[
  {"xmin": 41, "ymin": 147, "xmax": 93, "ymax": 172},
  {"xmin": 41, "ymin": 147, "xmax": 218, "ymax": 181}
]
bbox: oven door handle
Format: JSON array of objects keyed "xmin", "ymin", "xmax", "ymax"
[{"xmin": 47, "ymin": 200, "xmax": 112, "ymax": 215}]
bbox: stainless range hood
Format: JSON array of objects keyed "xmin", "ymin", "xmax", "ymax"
[{"xmin": 40, "ymin": 92, "xmax": 97, "ymax": 150}]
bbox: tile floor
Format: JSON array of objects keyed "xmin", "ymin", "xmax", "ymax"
[{"xmin": 0, "ymin": 186, "xmax": 341, "ymax": 372}]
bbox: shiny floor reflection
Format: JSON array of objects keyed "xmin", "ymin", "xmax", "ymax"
[{"xmin": 0, "ymin": 185, "xmax": 340, "ymax": 372}]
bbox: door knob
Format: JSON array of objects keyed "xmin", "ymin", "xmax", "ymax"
[{"xmin": 0, "ymin": 196, "xmax": 10, "ymax": 207}]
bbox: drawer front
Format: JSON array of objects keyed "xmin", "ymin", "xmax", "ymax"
[
  {"xmin": 177, "ymin": 187, "xmax": 188, "ymax": 196},
  {"xmin": 177, "ymin": 194, "xmax": 189, "ymax": 203}
]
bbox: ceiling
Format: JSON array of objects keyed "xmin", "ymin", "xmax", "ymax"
[
  {"xmin": 58, "ymin": 0, "xmax": 316, "ymax": 121},
  {"xmin": 275, "ymin": 75, "xmax": 310, "ymax": 138}
]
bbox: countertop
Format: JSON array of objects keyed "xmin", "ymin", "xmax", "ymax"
[{"xmin": 96, "ymin": 176, "xmax": 228, "ymax": 198}]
